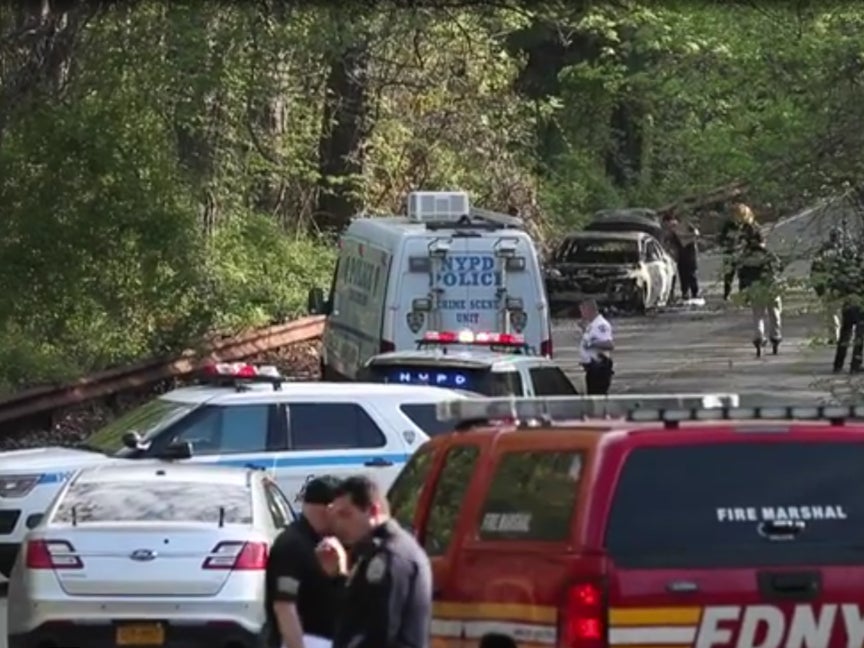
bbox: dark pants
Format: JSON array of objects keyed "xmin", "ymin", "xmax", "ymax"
[
  {"xmin": 723, "ymin": 270, "xmax": 735, "ymax": 300},
  {"xmin": 678, "ymin": 262, "xmax": 699, "ymax": 299},
  {"xmin": 584, "ymin": 357, "xmax": 614, "ymax": 395},
  {"xmin": 834, "ymin": 306, "xmax": 864, "ymax": 372}
]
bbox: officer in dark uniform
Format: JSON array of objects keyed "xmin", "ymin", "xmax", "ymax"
[
  {"xmin": 265, "ymin": 475, "xmax": 345, "ymax": 648},
  {"xmin": 317, "ymin": 475, "xmax": 432, "ymax": 648}
]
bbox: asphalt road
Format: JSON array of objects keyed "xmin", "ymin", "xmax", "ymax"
[{"xmin": 0, "ymin": 206, "xmax": 856, "ymax": 643}]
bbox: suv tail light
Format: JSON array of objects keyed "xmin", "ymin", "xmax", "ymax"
[
  {"xmin": 202, "ymin": 541, "xmax": 268, "ymax": 570},
  {"xmin": 558, "ymin": 580, "xmax": 605, "ymax": 648},
  {"xmin": 26, "ymin": 539, "xmax": 83, "ymax": 570},
  {"xmin": 541, "ymin": 338, "xmax": 553, "ymax": 358}
]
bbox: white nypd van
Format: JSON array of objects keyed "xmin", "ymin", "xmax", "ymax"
[{"xmin": 308, "ymin": 191, "xmax": 553, "ymax": 380}]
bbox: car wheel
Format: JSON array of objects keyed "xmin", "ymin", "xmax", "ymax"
[{"xmin": 0, "ymin": 550, "xmax": 17, "ymax": 578}]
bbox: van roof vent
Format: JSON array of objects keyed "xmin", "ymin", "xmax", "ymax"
[{"xmin": 407, "ymin": 191, "xmax": 470, "ymax": 222}]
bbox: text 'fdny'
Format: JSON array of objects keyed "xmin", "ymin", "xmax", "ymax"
[{"xmin": 694, "ymin": 604, "xmax": 864, "ymax": 648}]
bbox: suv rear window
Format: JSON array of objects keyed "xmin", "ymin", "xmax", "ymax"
[
  {"xmin": 368, "ymin": 364, "xmax": 523, "ymax": 396},
  {"xmin": 605, "ymin": 442, "xmax": 864, "ymax": 568},
  {"xmin": 53, "ymin": 481, "xmax": 252, "ymax": 525},
  {"xmin": 479, "ymin": 450, "xmax": 583, "ymax": 541}
]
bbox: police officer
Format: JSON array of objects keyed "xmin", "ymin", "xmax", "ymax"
[
  {"xmin": 265, "ymin": 476, "xmax": 345, "ymax": 648},
  {"xmin": 316, "ymin": 475, "xmax": 432, "ymax": 648},
  {"xmin": 578, "ymin": 298, "xmax": 614, "ymax": 395}
]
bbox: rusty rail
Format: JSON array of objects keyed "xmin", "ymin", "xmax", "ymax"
[{"xmin": 0, "ymin": 316, "xmax": 325, "ymax": 427}]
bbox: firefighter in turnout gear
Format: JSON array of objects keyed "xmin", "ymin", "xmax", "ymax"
[
  {"xmin": 719, "ymin": 203, "xmax": 761, "ymax": 300},
  {"xmin": 811, "ymin": 226, "xmax": 848, "ymax": 344},
  {"xmin": 828, "ymin": 240, "xmax": 864, "ymax": 373},
  {"xmin": 737, "ymin": 232, "xmax": 783, "ymax": 357}
]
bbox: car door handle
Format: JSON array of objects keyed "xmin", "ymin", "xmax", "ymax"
[{"xmin": 364, "ymin": 458, "xmax": 393, "ymax": 467}]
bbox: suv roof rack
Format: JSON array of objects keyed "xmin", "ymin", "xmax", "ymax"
[
  {"xmin": 436, "ymin": 394, "xmax": 741, "ymax": 429},
  {"xmin": 437, "ymin": 396, "xmax": 864, "ymax": 430}
]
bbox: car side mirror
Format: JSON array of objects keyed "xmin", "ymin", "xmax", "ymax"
[
  {"xmin": 156, "ymin": 441, "xmax": 193, "ymax": 461},
  {"xmin": 307, "ymin": 287, "xmax": 326, "ymax": 315},
  {"xmin": 122, "ymin": 431, "xmax": 144, "ymax": 450}
]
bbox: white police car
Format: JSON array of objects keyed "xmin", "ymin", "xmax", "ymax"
[
  {"xmin": 0, "ymin": 362, "xmax": 471, "ymax": 576},
  {"xmin": 359, "ymin": 330, "xmax": 579, "ymax": 413}
]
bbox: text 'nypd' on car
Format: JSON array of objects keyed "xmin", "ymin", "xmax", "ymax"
[
  {"xmin": 0, "ymin": 362, "xmax": 471, "ymax": 576},
  {"xmin": 360, "ymin": 329, "xmax": 579, "ymax": 408}
]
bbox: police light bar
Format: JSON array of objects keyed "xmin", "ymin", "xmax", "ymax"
[
  {"xmin": 436, "ymin": 394, "xmax": 741, "ymax": 423},
  {"xmin": 200, "ymin": 362, "xmax": 283, "ymax": 381},
  {"xmin": 421, "ymin": 330, "xmax": 526, "ymax": 347}
]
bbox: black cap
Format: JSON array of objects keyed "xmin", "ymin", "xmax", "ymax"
[{"xmin": 302, "ymin": 476, "xmax": 342, "ymax": 505}]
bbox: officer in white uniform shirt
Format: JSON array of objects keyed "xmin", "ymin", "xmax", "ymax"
[{"xmin": 578, "ymin": 298, "xmax": 615, "ymax": 395}]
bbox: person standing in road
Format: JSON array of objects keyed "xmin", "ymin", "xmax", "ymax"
[
  {"xmin": 661, "ymin": 213, "xmax": 683, "ymax": 301},
  {"xmin": 737, "ymin": 232, "xmax": 783, "ymax": 357},
  {"xmin": 578, "ymin": 298, "xmax": 615, "ymax": 395},
  {"xmin": 676, "ymin": 217, "xmax": 701, "ymax": 300},
  {"xmin": 317, "ymin": 475, "xmax": 432, "ymax": 648},
  {"xmin": 830, "ymin": 242, "xmax": 864, "ymax": 373},
  {"xmin": 719, "ymin": 203, "xmax": 761, "ymax": 300},
  {"xmin": 811, "ymin": 226, "xmax": 846, "ymax": 344},
  {"xmin": 265, "ymin": 476, "xmax": 345, "ymax": 648}
]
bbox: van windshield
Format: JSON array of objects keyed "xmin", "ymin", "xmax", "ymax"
[
  {"xmin": 605, "ymin": 442, "xmax": 864, "ymax": 568},
  {"xmin": 366, "ymin": 364, "xmax": 523, "ymax": 396},
  {"xmin": 556, "ymin": 238, "xmax": 639, "ymax": 265}
]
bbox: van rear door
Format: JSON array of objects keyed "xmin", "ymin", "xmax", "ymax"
[
  {"xmin": 599, "ymin": 431, "xmax": 864, "ymax": 648},
  {"xmin": 393, "ymin": 232, "xmax": 548, "ymax": 353}
]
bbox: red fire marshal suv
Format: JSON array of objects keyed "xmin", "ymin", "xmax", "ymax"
[{"xmin": 387, "ymin": 395, "xmax": 864, "ymax": 648}]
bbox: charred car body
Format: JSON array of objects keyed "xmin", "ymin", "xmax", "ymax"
[{"xmin": 545, "ymin": 209, "xmax": 677, "ymax": 313}]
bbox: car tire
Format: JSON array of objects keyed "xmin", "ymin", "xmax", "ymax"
[{"xmin": 0, "ymin": 551, "xmax": 16, "ymax": 578}]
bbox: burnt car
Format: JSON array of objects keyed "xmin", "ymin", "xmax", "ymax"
[{"xmin": 545, "ymin": 230, "xmax": 676, "ymax": 313}]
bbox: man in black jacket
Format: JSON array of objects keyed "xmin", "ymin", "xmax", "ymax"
[{"xmin": 265, "ymin": 476, "xmax": 345, "ymax": 648}]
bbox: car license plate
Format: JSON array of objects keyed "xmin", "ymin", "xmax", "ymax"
[{"xmin": 115, "ymin": 623, "xmax": 165, "ymax": 646}]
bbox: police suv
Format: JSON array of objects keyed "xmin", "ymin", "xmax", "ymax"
[
  {"xmin": 0, "ymin": 362, "xmax": 471, "ymax": 577},
  {"xmin": 307, "ymin": 191, "xmax": 552, "ymax": 381},
  {"xmin": 360, "ymin": 329, "xmax": 579, "ymax": 416}
]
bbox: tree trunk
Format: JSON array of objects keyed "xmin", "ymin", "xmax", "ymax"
[
  {"xmin": 605, "ymin": 99, "xmax": 645, "ymax": 189},
  {"xmin": 314, "ymin": 42, "xmax": 370, "ymax": 234}
]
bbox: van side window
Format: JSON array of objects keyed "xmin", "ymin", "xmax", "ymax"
[
  {"xmin": 424, "ymin": 445, "xmax": 480, "ymax": 555},
  {"xmin": 530, "ymin": 367, "xmax": 579, "ymax": 396},
  {"xmin": 479, "ymin": 450, "xmax": 583, "ymax": 541},
  {"xmin": 388, "ymin": 448, "xmax": 435, "ymax": 532}
]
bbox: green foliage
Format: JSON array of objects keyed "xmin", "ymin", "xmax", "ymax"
[
  {"xmin": 2, "ymin": 1, "xmax": 864, "ymax": 391},
  {"xmin": 539, "ymin": 2, "xmax": 864, "ymax": 221}
]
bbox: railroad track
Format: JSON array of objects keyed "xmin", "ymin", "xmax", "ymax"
[{"xmin": 0, "ymin": 316, "xmax": 325, "ymax": 428}]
